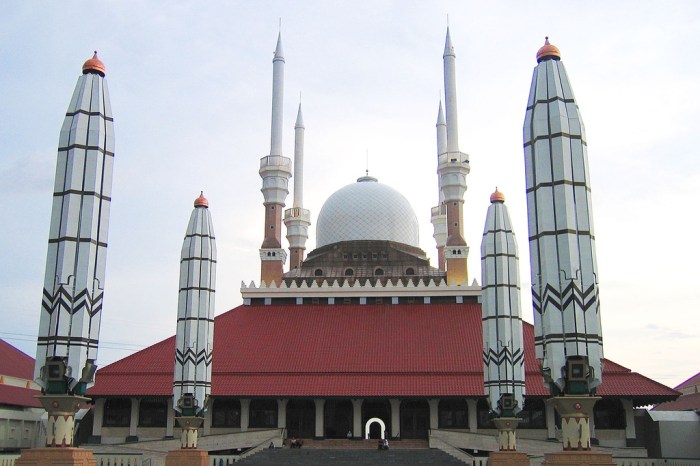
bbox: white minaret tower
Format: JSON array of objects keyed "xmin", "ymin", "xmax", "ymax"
[
  {"xmin": 172, "ymin": 192, "xmax": 217, "ymax": 451},
  {"xmin": 438, "ymin": 27, "xmax": 470, "ymax": 285},
  {"xmin": 524, "ymin": 38, "xmax": 607, "ymax": 456},
  {"xmin": 284, "ymin": 102, "xmax": 311, "ymax": 271},
  {"xmin": 430, "ymin": 100, "xmax": 447, "ymax": 271},
  {"xmin": 33, "ymin": 52, "xmax": 114, "ymax": 449},
  {"xmin": 481, "ymin": 189, "xmax": 527, "ymax": 460},
  {"xmin": 259, "ymin": 31, "xmax": 292, "ymax": 286}
]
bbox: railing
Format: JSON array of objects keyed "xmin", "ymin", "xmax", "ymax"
[
  {"xmin": 0, "ymin": 455, "xmax": 20, "ymax": 466},
  {"xmin": 94, "ymin": 453, "xmax": 143, "ymax": 465},
  {"xmin": 208, "ymin": 457, "xmax": 237, "ymax": 466}
]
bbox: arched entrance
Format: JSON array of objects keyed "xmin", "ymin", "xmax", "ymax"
[
  {"xmin": 364, "ymin": 417, "xmax": 386, "ymax": 440},
  {"xmin": 362, "ymin": 400, "xmax": 391, "ymax": 439},
  {"xmin": 400, "ymin": 400, "xmax": 429, "ymax": 438},
  {"xmin": 286, "ymin": 399, "xmax": 315, "ymax": 438}
]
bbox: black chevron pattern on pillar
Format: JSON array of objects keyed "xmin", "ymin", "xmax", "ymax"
[
  {"xmin": 482, "ymin": 347, "xmax": 524, "ymax": 367},
  {"xmin": 532, "ymin": 281, "xmax": 599, "ymax": 315},
  {"xmin": 175, "ymin": 348, "xmax": 213, "ymax": 367},
  {"xmin": 41, "ymin": 286, "xmax": 103, "ymax": 316}
]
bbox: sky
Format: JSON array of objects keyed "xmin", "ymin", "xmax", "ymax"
[{"xmin": 1, "ymin": 1, "xmax": 699, "ymax": 390}]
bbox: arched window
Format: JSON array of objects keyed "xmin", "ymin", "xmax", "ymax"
[
  {"xmin": 344, "ymin": 268, "xmax": 354, "ymax": 276},
  {"xmin": 212, "ymin": 399, "xmax": 241, "ymax": 427},
  {"xmin": 314, "ymin": 268, "xmax": 323, "ymax": 277},
  {"xmin": 250, "ymin": 399, "xmax": 278, "ymax": 428},
  {"xmin": 138, "ymin": 398, "xmax": 167, "ymax": 427},
  {"xmin": 594, "ymin": 399, "xmax": 626, "ymax": 429},
  {"xmin": 103, "ymin": 398, "xmax": 131, "ymax": 427},
  {"xmin": 438, "ymin": 399, "xmax": 467, "ymax": 429},
  {"xmin": 405, "ymin": 267, "xmax": 415, "ymax": 276},
  {"xmin": 374, "ymin": 268, "xmax": 384, "ymax": 276}
]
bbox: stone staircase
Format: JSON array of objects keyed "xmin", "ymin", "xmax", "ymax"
[
  {"xmin": 235, "ymin": 447, "xmax": 468, "ymax": 465},
  {"xmin": 298, "ymin": 438, "xmax": 429, "ymax": 449}
]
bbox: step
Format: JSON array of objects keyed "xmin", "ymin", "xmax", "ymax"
[{"xmin": 236, "ymin": 448, "xmax": 467, "ymax": 465}]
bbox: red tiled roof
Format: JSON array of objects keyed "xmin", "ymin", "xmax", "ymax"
[
  {"xmin": 675, "ymin": 372, "xmax": 700, "ymax": 391},
  {"xmin": 0, "ymin": 338, "xmax": 35, "ymax": 379},
  {"xmin": 0, "ymin": 384, "xmax": 41, "ymax": 408},
  {"xmin": 89, "ymin": 303, "xmax": 678, "ymax": 404},
  {"xmin": 654, "ymin": 392, "xmax": 700, "ymax": 412}
]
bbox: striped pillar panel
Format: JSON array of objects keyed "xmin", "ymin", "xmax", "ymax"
[
  {"xmin": 35, "ymin": 53, "xmax": 114, "ymax": 393},
  {"xmin": 523, "ymin": 40, "xmax": 603, "ymax": 393},
  {"xmin": 481, "ymin": 191, "xmax": 525, "ymax": 414},
  {"xmin": 173, "ymin": 193, "xmax": 217, "ymax": 415}
]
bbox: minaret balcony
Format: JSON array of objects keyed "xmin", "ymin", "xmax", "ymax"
[
  {"xmin": 259, "ymin": 248, "xmax": 288, "ymax": 263},
  {"xmin": 259, "ymin": 155, "xmax": 292, "ymax": 178},
  {"xmin": 284, "ymin": 207, "xmax": 311, "ymax": 223}
]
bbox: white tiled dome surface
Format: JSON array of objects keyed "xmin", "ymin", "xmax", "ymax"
[{"xmin": 316, "ymin": 176, "xmax": 419, "ymax": 248}]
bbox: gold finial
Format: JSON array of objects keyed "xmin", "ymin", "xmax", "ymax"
[
  {"xmin": 490, "ymin": 187, "xmax": 505, "ymax": 203},
  {"xmin": 536, "ymin": 36, "xmax": 561, "ymax": 63},
  {"xmin": 82, "ymin": 51, "xmax": 106, "ymax": 76},
  {"xmin": 194, "ymin": 191, "xmax": 209, "ymax": 208}
]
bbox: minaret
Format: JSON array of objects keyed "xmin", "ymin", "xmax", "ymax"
[
  {"xmin": 438, "ymin": 27, "xmax": 470, "ymax": 285},
  {"xmin": 34, "ymin": 52, "xmax": 114, "ymax": 448},
  {"xmin": 171, "ymin": 192, "xmax": 216, "ymax": 456},
  {"xmin": 259, "ymin": 31, "xmax": 292, "ymax": 285},
  {"xmin": 430, "ymin": 100, "xmax": 447, "ymax": 271},
  {"xmin": 284, "ymin": 102, "xmax": 311, "ymax": 271},
  {"xmin": 481, "ymin": 190, "xmax": 527, "ymax": 464},
  {"xmin": 524, "ymin": 38, "xmax": 608, "ymax": 458}
]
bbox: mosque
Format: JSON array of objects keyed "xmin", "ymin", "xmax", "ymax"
[{"xmin": 76, "ymin": 29, "xmax": 678, "ymax": 455}]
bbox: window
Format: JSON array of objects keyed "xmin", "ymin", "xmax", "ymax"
[
  {"xmin": 594, "ymin": 399, "xmax": 626, "ymax": 429},
  {"xmin": 314, "ymin": 268, "xmax": 323, "ymax": 277},
  {"xmin": 212, "ymin": 399, "xmax": 241, "ymax": 427},
  {"xmin": 344, "ymin": 268, "xmax": 354, "ymax": 276},
  {"xmin": 519, "ymin": 398, "xmax": 546, "ymax": 429},
  {"xmin": 439, "ymin": 399, "xmax": 467, "ymax": 429},
  {"xmin": 405, "ymin": 268, "xmax": 415, "ymax": 275},
  {"xmin": 476, "ymin": 398, "xmax": 491, "ymax": 428},
  {"xmin": 103, "ymin": 398, "xmax": 131, "ymax": 427},
  {"xmin": 374, "ymin": 268, "xmax": 384, "ymax": 276},
  {"xmin": 250, "ymin": 399, "xmax": 277, "ymax": 428},
  {"xmin": 138, "ymin": 399, "xmax": 167, "ymax": 427}
]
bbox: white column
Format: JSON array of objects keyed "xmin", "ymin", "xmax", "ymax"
[
  {"xmin": 166, "ymin": 406, "xmax": 175, "ymax": 438},
  {"xmin": 546, "ymin": 400, "xmax": 556, "ymax": 439},
  {"xmin": 129, "ymin": 398, "xmax": 140, "ymax": 437},
  {"xmin": 351, "ymin": 399, "xmax": 363, "ymax": 439},
  {"xmin": 389, "ymin": 399, "xmax": 401, "ymax": 438},
  {"xmin": 314, "ymin": 399, "xmax": 325, "ymax": 439},
  {"xmin": 467, "ymin": 399, "xmax": 478, "ymax": 433},
  {"xmin": 621, "ymin": 399, "xmax": 636, "ymax": 442},
  {"xmin": 92, "ymin": 398, "xmax": 105, "ymax": 438},
  {"xmin": 240, "ymin": 399, "xmax": 251, "ymax": 432},
  {"xmin": 277, "ymin": 399, "xmax": 288, "ymax": 429},
  {"xmin": 428, "ymin": 399, "xmax": 440, "ymax": 430}
]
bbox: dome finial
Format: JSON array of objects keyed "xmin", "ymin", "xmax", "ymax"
[
  {"xmin": 194, "ymin": 191, "xmax": 209, "ymax": 208},
  {"xmin": 82, "ymin": 51, "xmax": 106, "ymax": 76},
  {"xmin": 536, "ymin": 36, "xmax": 561, "ymax": 63},
  {"xmin": 490, "ymin": 187, "xmax": 505, "ymax": 203}
]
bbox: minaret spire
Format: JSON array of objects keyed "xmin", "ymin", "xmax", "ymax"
[
  {"xmin": 33, "ymin": 52, "xmax": 114, "ymax": 449},
  {"xmin": 259, "ymin": 30, "xmax": 292, "ymax": 286},
  {"xmin": 430, "ymin": 100, "xmax": 447, "ymax": 271},
  {"xmin": 524, "ymin": 38, "xmax": 606, "ymax": 456},
  {"xmin": 172, "ymin": 192, "xmax": 217, "ymax": 451},
  {"xmin": 437, "ymin": 26, "xmax": 470, "ymax": 285},
  {"xmin": 284, "ymin": 101, "xmax": 311, "ymax": 271}
]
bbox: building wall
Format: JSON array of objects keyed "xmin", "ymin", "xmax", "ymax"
[{"xmin": 0, "ymin": 408, "xmax": 42, "ymax": 450}]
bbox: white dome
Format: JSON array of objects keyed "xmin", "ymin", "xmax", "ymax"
[{"xmin": 316, "ymin": 176, "xmax": 420, "ymax": 248}]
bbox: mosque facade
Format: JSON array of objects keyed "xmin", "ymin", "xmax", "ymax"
[{"xmin": 82, "ymin": 29, "xmax": 677, "ymax": 454}]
